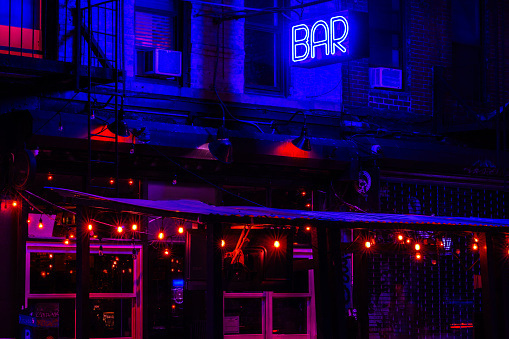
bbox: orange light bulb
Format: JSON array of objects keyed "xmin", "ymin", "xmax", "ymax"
[
  {"xmin": 132, "ymin": 224, "xmax": 138, "ymax": 231},
  {"xmin": 415, "ymin": 244, "xmax": 421, "ymax": 251},
  {"xmin": 221, "ymin": 240, "xmax": 225, "ymax": 247},
  {"xmin": 398, "ymin": 235, "xmax": 403, "ymax": 241},
  {"xmin": 416, "ymin": 253, "xmax": 422, "ymax": 260},
  {"xmin": 88, "ymin": 224, "xmax": 93, "ymax": 231},
  {"xmin": 178, "ymin": 226, "xmax": 184, "ymax": 234},
  {"xmin": 473, "ymin": 243, "xmax": 478, "ymax": 251},
  {"xmin": 274, "ymin": 240, "xmax": 281, "ymax": 248},
  {"xmin": 12, "ymin": 201, "xmax": 17, "ymax": 207},
  {"xmin": 158, "ymin": 232, "xmax": 164, "ymax": 240},
  {"xmin": 365, "ymin": 241, "xmax": 371, "ymax": 249},
  {"xmin": 117, "ymin": 226, "xmax": 123, "ymax": 233}
]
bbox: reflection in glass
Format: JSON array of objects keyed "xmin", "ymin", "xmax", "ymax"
[
  {"xmin": 245, "ymin": 29, "xmax": 276, "ymax": 87},
  {"xmin": 90, "ymin": 299, "xmax": 132, "ymax": 338},
  {"xmin": 27, "ymin": 299, "xmax": 75, "ymax": 339},
  {"xmin": 273, "ymin": 298, "xmax": 307, "ymax": 334},
  {"xmin": 30, "ymin": 252, "xmax": 134, "ymax": 294},
  {"xmin": 224, "ymin": 298, "xmax": 262, "ymax": 334}
]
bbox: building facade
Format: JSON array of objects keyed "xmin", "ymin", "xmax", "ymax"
[{"xmin": 0, "ymin": 0, "xmax": 508, "ymax": 338}]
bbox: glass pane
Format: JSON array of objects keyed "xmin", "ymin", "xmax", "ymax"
[
  {"xmin": 224, "ymin": 298, "xmax": 263, "ymax": 334},
  {"xmin": 90, "ymin": 299, "xmax": 133, "ymax": 338},
  {"xmin": 135, "ymin": 11, "xmax": 174, "ymax": 49},
  {"xmin": 30, "ymin": 252, "xmax": 134, "ymax": 294},
  {"xmin": 244, "ymin": 0, "xmax": 276, "ymax": 26},
  {"xmin": 245, "ymin": 29, "xmax": 276, "ymax": 87},
  {"xmin": 27, "ymin": 299, "xmax": 75, "ymax": 339},
  {"xmin": 273, "ymin": 298, "xmax": 308, "ymax": 334}
]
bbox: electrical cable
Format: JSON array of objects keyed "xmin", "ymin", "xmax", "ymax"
[
  {"xmin": 213, "ymin": 22, "xmax": 264, "ymax": 133},
  {"xmin": 34, "ymin": 92, "xmax": 80, "ymax": 134}
]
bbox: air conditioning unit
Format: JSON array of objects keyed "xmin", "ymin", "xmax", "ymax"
[
  {"xmin": 369, "ymin": 67, "xmax": 402, "ymax": 89},
  {"xmin": 137, "ymin": 49, "xmax": 182, "ymax": 77}
]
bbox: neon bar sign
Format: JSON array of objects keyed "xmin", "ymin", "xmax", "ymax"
[
  {"xmin": 290, "ymin": 11, "xmax": 368, "ymax": 68},
  {"xmin": 292, "ymin": 16, "xmax": 349, "ymax": 63}
]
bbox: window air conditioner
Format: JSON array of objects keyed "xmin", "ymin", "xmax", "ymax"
[
  {"xmin": 137, "ymin": 49, "xmax": 182, "ymax": 77},
  {"xmin": 369, "ymin": 67, "xmax": 403, "ymax": 89}
]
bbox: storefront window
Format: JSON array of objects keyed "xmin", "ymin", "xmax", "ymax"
[
  {"xmin": 90, "ymin": 299, "xmax": 133, "ymax": 338},
  {"xmin": 30, "ymin": 252, "xmax": 134, "ymax": 294},
  {"xmin": 224, "ymin": 298, "xmax": 263, "ymax": 334},
  {"xmin": 272, "ymin": 297, "xmax": 308, "ymax": 334}
]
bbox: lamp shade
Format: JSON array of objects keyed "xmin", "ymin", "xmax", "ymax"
[
  {"xmin": 291, "ymin": 125, "xmax": 311, "ymax": 151},
  {"xmin": 208, "ymin": 126, "xmax": 233, "ymax": 163},
  {"xmin": 107, "ymin": 119, "xmax": 130, "ymax": 137}
]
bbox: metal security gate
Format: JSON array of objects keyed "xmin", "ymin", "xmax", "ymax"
[{"xmin": 363, "ymin": 180, "xmax": 507, "ymax": 338}]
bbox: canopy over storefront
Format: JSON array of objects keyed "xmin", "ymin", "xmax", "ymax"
[{"xmin": 48, "ymin": 187, "xmax": 509, "ymax": 230}]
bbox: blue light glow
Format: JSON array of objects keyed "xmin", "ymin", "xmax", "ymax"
[
  {"xmin": 173, "ymin": 279, "xmax": 184, "ymax": 287},
  {"xmin": 310, "ymin": 20, "xmax": 330, "ymax": 59},
  {"xmin": 291, "ymin": 24, "xmax": 310, "ymax": 63}
]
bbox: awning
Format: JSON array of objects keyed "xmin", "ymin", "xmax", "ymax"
[{"xmin": 48, "ymin": 187, "xmax": 509, "ymax": 230}]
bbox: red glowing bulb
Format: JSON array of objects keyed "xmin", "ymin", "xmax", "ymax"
[
  {"xmin": 473, "ymin": 243, "xmax": 478, "ymax": 251},
  {"xmin": 48, "ymin": 175, "xmax": 53, "ymax": 181},
  {"xmin": 110, "ymin": 179, "xmax": 115, "ymax": 185},
  {"xmin": 132, "ymin": 224, "xmax": 138, "ymax": 231},
  {"xmin": 221, "ymin": 240, "xmax": 225, "ymax": 247},
  {"xmin": 129, "ymin": 179, "xmax": 134, "ymax": 185},
  {"xmin": 117, "ymin": 226, "xmax": 123, "ymax": 233},
  {"xmin": 158, "ymin": 232, "xmax": 164, "ymax": 240},
  {"xmin": 365, "ymin": 241, "xmax": 371, "ymax": 249},
  {"xmin": 12, "ymin": 201, "xmax": 17, "ymax": 207},
  {"xmin": 88, "ymin": 224, "xmax": 93, "ymax": 231},
  {"xmin": 164, "ymin": 249, "xmax": 169, "ymax": 256},
  {"xmin": 178, "ymin": 226, "xmax": 184, "ymax": 234},
  {"xmin": 38, "ymin": 218, "xmax": 43, "ymax": 229},
  {"xmin": 274, "ymin": 240, "xmax": 281, "ymax": 248},
  {"xmin": 64, "ymin": 239, "xmax": 69, "ymax": 245},
  {"xmin": 416, "ymin": 253, "xmax": 422, "ymax": 260},
  {"xmin": 398, "ymin": 235, "xmax": 403, "ymax": 241},
  {"xmin": 415, "ymin": 244, "xmax": 421, "ymax": 251}
]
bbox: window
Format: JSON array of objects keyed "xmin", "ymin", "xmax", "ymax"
[
  {"xmin": 0, "ymin": 0, "xmax": 42, "ymax": 58},
  {"xmin": 26, "ymin": 243, "xmax": 142, "ymax": 338},
  {"xmin": 451, "ymin": 0, "xmax": 482, "ymax": 102},
  {"xmin": 369, "ymin": 0, "xmax": 403, "ymax": 69},
  {"xmin": 244, "ymin": 0, "xmax": 286, "ymax": 94},
  {"xmin": 135, "ymin": 0, "xmax": 180, "ymax": 77}
]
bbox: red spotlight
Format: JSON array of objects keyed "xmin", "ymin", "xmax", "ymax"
[
  {"xmin": 274, "ymin": 240, "xmax": 281, "ymax": 248},
  {"xmin": 365, "ymin": 241, "xmax": 371, "ymax": 249}
]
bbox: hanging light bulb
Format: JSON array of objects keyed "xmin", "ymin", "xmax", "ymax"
[
  {"xmin": 472, "ymin": 243, "xmax": 478, "ymax": 251},
  {"xmin": 158, "ymin": 231, "xmax": 165, "ymax": 240},
  {"xmin": 164, "ymin": 248, "xmax": 170, "ymax": 256},
  {"xmin": 274, "ymin": 240, "xmax": 281, "ymax": 248},
  {"xmin": 397, "ymin": 234, "xmax": 404, "ymax": 241},
  {"xmin": 415, "ymin": 244, "xmax": 421, "ymax": 251},
  {"xmin": 365, "ymin": 241, "xmax": 371, "ymax": 249},
  {"xmin": 221, "ymin": 239, "xmax": 225, "ymax": 247},
  {"xmin": 64, "ymin": 234, "xmax": 69, "ymax": 245},
  {"xmin": 88, "ymin": 224, "xmax": 93, "ymax": 231},
  {"xmin": 178, "ymin": 226, "xmax": 184, "ymax": 234},
  {"xmin": 38, "ymin": 217, "xmax": 44, "ymax": 229},
  {"xmin": 117, "ymin": 226, "xmax": 124, "ymax": 234},
  {"xmin": 416, "ymin": 253, "xmax": 422, "ymax": 260},
  {"xmin": 131, "ymin": 224, "xmax": 138, "ymax": 231},
  {"xmin": 12, "ymin": 201, "xmax": 17, "ymax": 207}
]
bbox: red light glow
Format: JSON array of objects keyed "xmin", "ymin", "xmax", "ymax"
[
  {"xmin": 48, "ymin": 175, "xmax": 53, "ymax": 180},
  {"xmin": 365, "ymin": 241, "xmax": 371, "ymax": 249},
  {"xmin": 164, "ymin": 249, "xmax": 169, "ymax": 256},
  {"xmin": 158, "ymin": 232, "xmax": 164, "ymax": 240},
  {"xmin": 397, "ymin": 235, "xmax": 403, "ymax": 241},
  {"xmin": 117, "ymin": 226, "xmax": 123, "ymax": 233},
  {"xmin": 301, "ymin": 191, "xmax": 306, "ymax": 196},
  {"xmin": 306, "ymin": 226, "xmax": 311, "ymax": 231},
  {"xmin": 49, "ymin": 254, "xmax": 53, "ymax": 258},
  {"xmin": 274, "ymin": 240, "xmax": 281, "ymax": 248},
  {"xmin": 88, "ymin": 224, "xmax": 93, "ymax": 231},
  {"xmin": 129, "ymin": 179, "xmax": 134, "ymax": 185},
  {"xmin": 221, "ymin": 240, "xmax": 225, "ymax": 247},
  {"xmin": 64, "ymin": 239, "xmax": 69, "ymax": 245},
  {"xmin": 110, "ymin": 179, "xmax": 115, "ymax": 185},
  {"xmin": 12, "ymin": 201, "xmax": 17, "ymax": 207},
  {"xmin": 178, "ymin": 226, "xmax": 184, "ymax": 234},
  {"xmin": 132, "ymin": 224, "xmax": 138, "ymax": 231},
  {"xmin": 450, "ymin": 323, "xmax": 473, "ymax": 329},
  {"xmin": 416, "ymin": 253, "xmax": 422, "ymax": 260},
  {"xmin": 406, "ymin": 239, "xmax": 411, "ymax": 244},
  {"xmin": 415, "ymin": 244, "xmax": 420, "ymax": 251},
  {"xmin": 474, "ymin": 237, "xmax": 479, "ymax": 243},
  {"xmin": 473, "ymin": 243, "xmax": 478, "ymax": 251}
]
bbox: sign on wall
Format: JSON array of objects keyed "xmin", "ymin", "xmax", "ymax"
[{"xmin": 290, "ymin": 10, "xmax": 368, "ymax": 68}]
